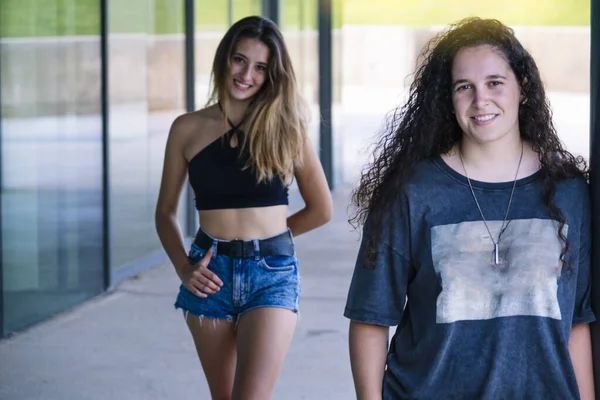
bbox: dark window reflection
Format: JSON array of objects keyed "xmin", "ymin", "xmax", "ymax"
[{"xmin": 1, "ymin": 0, "xmax": 104, "ymax": 335}]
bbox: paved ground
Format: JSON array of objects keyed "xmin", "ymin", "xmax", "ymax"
[{"xmin": 0, "ymin": 186, "xmax": 363, "ymax": 400}]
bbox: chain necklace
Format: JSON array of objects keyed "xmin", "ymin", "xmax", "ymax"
[{"xmin": 459, "ymin": 142, "xmax": 524, "ymax": 265}]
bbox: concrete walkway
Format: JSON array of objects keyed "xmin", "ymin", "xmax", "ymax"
[{"xmin": 0, "ymin": 187, "xmax": 363, "ymax": 400}]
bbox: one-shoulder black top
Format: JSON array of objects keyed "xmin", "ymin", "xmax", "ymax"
[{"xmin": 188, "ymin": 128, "xmax": 289, "ymax": 211}]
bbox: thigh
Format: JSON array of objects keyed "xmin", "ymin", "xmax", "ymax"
[
  {"xmin": 185, "ymin": 313, "xmax": 237, "ymax": 400},
  {"xmin": 232, "ymin": 307, "xmax": 297, "ymax": 400}
]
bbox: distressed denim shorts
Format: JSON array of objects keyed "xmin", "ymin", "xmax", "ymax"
[{"xmin": 174, "ymin": 228, "xmax": 301, "ymax": 321}]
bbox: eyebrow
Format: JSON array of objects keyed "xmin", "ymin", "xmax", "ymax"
[
  {"xmin": 232, "ymin": 52, "xmax": 268, "ymax": 66},
  {"xmin": 453, "ymin": 74, "xmax": 508, "ymax": 86}
]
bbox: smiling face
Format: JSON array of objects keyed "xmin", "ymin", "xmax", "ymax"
[
  {"xmin": 226, "ymin": 37, "xmax": 270, "ymax": 103},
  {"xmin": 451, "ymin": 45, "xmax": 523, "ymax": 146}
]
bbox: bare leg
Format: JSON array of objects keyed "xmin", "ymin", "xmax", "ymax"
[
  {"xmin": 185, "ymin": 313, "xmax": 237, "ymax": 400},
  {"xmin": 232, "ymin": 307, "xmax": 297, "ymax": 400}
]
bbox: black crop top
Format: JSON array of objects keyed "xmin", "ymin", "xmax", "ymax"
[{"xmin": 188, "ymin": 128, "xmax": 289, "ymax": 211}]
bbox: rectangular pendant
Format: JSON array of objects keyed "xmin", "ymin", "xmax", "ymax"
[{"xmin": 494, "ymin": 243, "xmax": 499, "ymax": 265}]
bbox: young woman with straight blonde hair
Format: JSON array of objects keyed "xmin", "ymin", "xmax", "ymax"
[{"xmin": 155, "ymin": 16, "xmax": 332, "ymax": 400}]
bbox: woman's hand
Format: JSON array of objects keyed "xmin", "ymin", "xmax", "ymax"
[{"xmin": 178, "ymin": 248, "xmax": 223, "ymax": 297}]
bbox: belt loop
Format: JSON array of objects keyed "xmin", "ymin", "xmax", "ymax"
[
  {"xmin": 211, "ymin": 240, "xmax": 218, "ymax": 257},
  {"xmin": 253, "ymin": 239, "xmax": 260, "ymax": 261}
]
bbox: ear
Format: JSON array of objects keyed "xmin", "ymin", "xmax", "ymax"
[{"xmin": 519, "ymin": 76, "xmax": 528, "ymax": 104}]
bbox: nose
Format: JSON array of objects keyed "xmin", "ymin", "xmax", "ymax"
[
  {"xmin": 242, "ymin": 64, "xmax": 252, "ymax": 81},
  {"xmin": 473, "ymin": 88, "xmax": 490, "ymax": 109}
]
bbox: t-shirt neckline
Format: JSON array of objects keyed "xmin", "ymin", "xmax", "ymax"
[{"xmin": 432, "ymin": 155, "xmax": 542, "ymax": 191}]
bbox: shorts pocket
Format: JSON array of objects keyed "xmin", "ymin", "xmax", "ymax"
[
  {"xmin": 259, "ymin": 255, "xmax": 297, "ymax": 272},
  {"xmin": 188, "ymin": 243, "xmax": 207, "ymax": 263}
]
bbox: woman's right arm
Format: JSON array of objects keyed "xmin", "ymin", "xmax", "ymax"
[
  {"xmin": 155, "ymin": 115, "xmax": 193, "ymax": 275},
  {"xmin": 344, "ymin": 203, "xmax": 411, "ymax": 399},
  {"xmin": 349, "ymin": 321, "xmax": 389, "ymax": 400},
  {"xmin": 156, "ymin": 115, "xmax": 223, "ymax": 297}
]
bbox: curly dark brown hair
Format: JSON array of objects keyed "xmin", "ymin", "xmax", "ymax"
[{"xmin": 350, "ymin": 17, "xmax": 588, "ymax": 268}]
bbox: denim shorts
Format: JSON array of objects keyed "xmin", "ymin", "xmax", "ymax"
[{"xmin": 174, "ymin": 228, "xmax": 301, "ymax": 321}]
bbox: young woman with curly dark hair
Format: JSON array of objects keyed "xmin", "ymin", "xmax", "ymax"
[{"xmin": 344, "ymin": 17, "xmax": 594, "ymax": 399}]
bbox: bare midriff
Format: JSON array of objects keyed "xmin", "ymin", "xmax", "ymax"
[{"xmin": 198, "ymin": 205, "xmax": 289, "ymax": 240}]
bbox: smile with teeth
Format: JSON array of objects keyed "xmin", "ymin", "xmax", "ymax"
[
  {"xmin": 472, "ymin": 114, "xmax": 496, "ymax": 122},
  {"xmin": 234, "ymin": 79, "xmax": 251, "ymax": 89}
]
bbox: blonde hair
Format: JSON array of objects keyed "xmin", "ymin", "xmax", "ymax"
[{"xmin": 207, "ymin": 16, "xmax": 308, "ymax": 183}]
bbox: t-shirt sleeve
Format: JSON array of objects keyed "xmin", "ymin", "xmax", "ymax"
[
  {"xmin": 573, "ymin": 184, "xmax": 595, "ymax": 325},
  {"xmin": 344, "ymin": 206, "xmax": 412, "ymax": 327}
]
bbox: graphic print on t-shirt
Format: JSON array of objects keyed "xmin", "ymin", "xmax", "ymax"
[{"xmin": 431, "ymin": 218, "xmax": 566, "ymax": 324}]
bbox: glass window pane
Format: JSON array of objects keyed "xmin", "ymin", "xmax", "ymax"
[
  {"xmin": 280, "ymin": 0, "xmax": 322, "ymax": 192},
  {"xmin": 195, "ymin": 0, "xmax": 229, "ymax": 110},
  {"xmin": 108, "ymin": 1, "xmax": 187, "ymax": 270},
  {"xmin": 1, "ymin": 0, "xmax": 104, "ymax": 334}
]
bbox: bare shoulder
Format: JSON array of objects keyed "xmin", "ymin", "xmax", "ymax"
[
  {"xmin": 170, "ymin": 107, "xmax": 217, "ymax": 137},
  {"xmin": 168, "ymin": 105, "xmax": 221, "ymax": 155}
]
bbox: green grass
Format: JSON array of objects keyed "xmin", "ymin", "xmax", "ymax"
[
  {"xmin": 0, "ymin": 0, "xmax": 591, "ymax": 38},
  {"xmin": 107, "ymin": 0, "xmax": 185, "ymax": 34},
  {"xmin": 0, "ymin": 0, "xmax": 100, "ymax": 37},
  {"xmin": 343, "ymin": 0, "xmax": 590, "ymax": 26}
]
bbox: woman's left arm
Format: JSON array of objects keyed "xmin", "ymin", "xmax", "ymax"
[
  {"xmin": 569, "ymin": 323, "xmax": 595, "ymax": 400},
  {"xmin": 287, "ymin": 140, "xmax": 333, "ymax": 236}
]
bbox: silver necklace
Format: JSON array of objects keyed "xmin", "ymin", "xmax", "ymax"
[{"xmin": 459, "ymin": 142, "xmax": 524, "ymax": 265}]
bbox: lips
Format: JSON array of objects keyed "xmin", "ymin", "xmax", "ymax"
[
  {"xmin": 233, "ymin": 79, "xmax": 251, "ymax": 90},
  {"xmin": 471, "ymin": 114, "xmax": 497, "ymax": 125}
]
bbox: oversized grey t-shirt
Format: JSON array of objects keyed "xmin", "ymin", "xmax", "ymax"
[{"xmin": 344, "ymin": 157, "xmax": 595, "ymax": 400}]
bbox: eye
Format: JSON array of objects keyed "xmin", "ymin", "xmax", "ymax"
[
  {"xmin": 455, "ymin": 84, "xmax": 471, "ymax": 92},
  {"xmin": 233, "ymin": 56, "xmax": 245, "ymax": 64},
  {"xmin": 256, "ymin": 65, "xmax": 267, "ymax": 72},
  {"xmin": 489, "ymin": 80, "xmax": 503, "ymax": 87}
]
